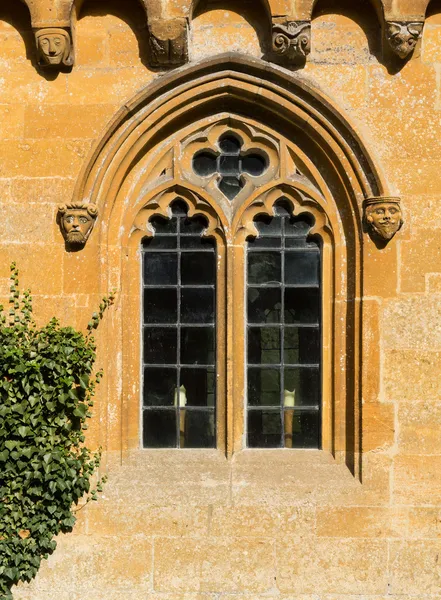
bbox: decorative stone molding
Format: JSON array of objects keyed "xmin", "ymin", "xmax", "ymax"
[
  {"xmin": 363, "ymin": 197, "xmax": 403, "ymax": 245},
  {"xmin": 272, "ymin": 20, "xmax": 311, "ymax": 61},
  {"xmin": 386, "ymin": 21, "xmax": 424, "ymax": 59},
  {"xmin": 148, "ymin": 18, "xmax": 188, "ymax": 67},
  {"xmin": 58, "ymin": 202, "xmax": 98, "ymax": 248},
  {"xmin": 34, "ymin": 27, "xmax": 74, "ymax": 68}
]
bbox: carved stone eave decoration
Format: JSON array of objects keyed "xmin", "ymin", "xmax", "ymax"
[
  {"xmin": 148, "ymin": 18, "xmax": 188, "ymax": 68},
  {"xmin": 34, "ymin": 27, "xmax": 74, "ymax": 69},
  {"xmin": 272, "ymin": 20, "xmax": 311, "ymax": 62},
  {"xmin": 363, "ymin": 197, "xmax": 403, "ymax": 247},
  {"xmin": 58, "ymin": 202, "xmax": 98, "ymax": 249},
  {"xmin": 386, "ymin": 21, "xmax": 424, "ymax": 59}
]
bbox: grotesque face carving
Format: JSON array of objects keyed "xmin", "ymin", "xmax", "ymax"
[
  {"xmin": 387, "ymin": 22, "xmax": 423, "ymax": 59},
  {"xmin": 35, "ymin": 28, "xmax": 72, "ymax": 67},
  {"xmin": 364, "ymin": 198, "xmax": 403, "ymax": 242},
  {"xmin": 58, "ymin": 203, "xmax": 98, "ymax": 247}
]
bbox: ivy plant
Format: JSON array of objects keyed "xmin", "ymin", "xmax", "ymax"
[{"xmin": 0, "ymin": 263, "xmax": 114, "ymax": 599}]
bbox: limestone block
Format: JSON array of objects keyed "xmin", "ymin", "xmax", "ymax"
[
  {"xmin": 394, "ymin": 455, "xmax": 441, "ymax": 505},
  {"xmin": 387, "ymin": 349, "xmax": 432, "ymax": 401},
  {"xmin": 362, "ymin": 402, "xmax": 395, "ymax": 452},
  {"xmin": 25, "ymin": 104, "xmax": 117, "ymax": 138},
  {"xmin": 84, "ymin": 501, "xmax": 209, "ymax": 537},
  {"xmin": 389, "ymin": 540, "xmax": 441, "ymax": 594},
  {"xmin": 398, "ymin": 401, "xmax": 441, "ymax": 454},
  {"xmin": 76, "ymin": 30, "xmax": 107, "ymax": 66},
  {"xmin": 382, "ymin": 297, "xmax": 441, "ymax": 350},
  {"xmin": 303, "ymin": 64, "xmax": 368, "ymax": 110},
  {"xmin": 316, "ymin": 507, "xmax": 408, "ymax": 538},
  {"xmin": 276, "ymin": 538, "xmax": 388, "ymax": 594},
  {"xmin": 10, "ymin": 177, "xmax": 74, "ymax": 204},
  {"xmin": 66, "ymin": 68, "xmax": 153, "ymax": 105},
  {"xmin": 310, "ymin": 12, "xmax": 375, "ymax": 65},
  {"xmin": 408, "ymin": 507, "xmax": 441, "ymax": 538},
  {"xmin": 209, "ymin": 505, "xmax": 315, "ymax": 538},
  {"xmin": 0, "ymin": 139, "xmax": 90, "ymax": 177},
  {"xmin": 0, "ymin": 202, "xmax": 55, "ymax": 244},
  {"xmin": 153, "ymin": 537, "xmax": 275, "ymax": 593}
]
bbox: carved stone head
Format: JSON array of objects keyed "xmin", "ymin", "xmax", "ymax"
[
  {"xmin": 364, "ymin": 197, "xmax": 403, "ymax": 243},
  {"xmin": 35, "ymin": 28, "xmax": 73, "ymax": 67},
  {"xmin": 386, "ymin": 22, "xmax": 423, "ymax": 59},
  {"xmin": 58, "ymin": 202, "xmax": 98, "ymax": 247}
]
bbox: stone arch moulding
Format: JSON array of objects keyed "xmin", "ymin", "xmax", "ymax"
[{"xmin": 72, "ymin": 54, "xmax": 393, "ymax": 478}]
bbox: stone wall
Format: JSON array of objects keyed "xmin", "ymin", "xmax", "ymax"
[{"xmin": 2, "ymin": 0, "xmax": 441, "ymax": 597}]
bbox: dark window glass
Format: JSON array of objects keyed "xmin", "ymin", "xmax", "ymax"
[
  {"xmin": 180, "ymin": 410, "xmax": 215, "ymax": 448},
  {"xmin": 246, "ymin": 202, "xmax": 322, "ymax": 448},
  {"xmin": 248, "ymin": 327, "xmax": 281, "ymax": 365},
  {"xmin": 144, "ymin": 288, "xmax": 177, "ymax": 324},
  {"xmin": 248, "ymin": 252, "xmax": 281, "ymax": 285},
  {"xmin": 181, "ymin": 327, "xmax": 215, "ymax": 365},
  {"xmin": 248, "ymin": 410, "xmax": 282, "ymax": 448},
  {"xmin": 242, "ymin": 154, "xmax": 266, "ymax": 176},
  {"xmin": 181, "ymin": 289, "xmax": 214, "ymax": 324},
  {"xmin": 218, "ymin": 176, "xmax": 243, "ymax": 200},
  {"xmin": 193, "ymin": 152, "xmax": 217, "ymax": 177},
  {"xmin": 219, "ymin": 155, "xmax": 240, "ymax": 175},
  {"xmin": 248, "ymin": 368, "xmax": 280, "ymax": 406},
  {"xmin": 181, "ymin": 368, "xmax": 216, "ymax": 407},
  {"xmin": 143, "ymin": 367, "xmax": 177, "ymax": 406},
  {"xmin": 285, "ymin": 252, "xmax": 320, "ymax": 286},
  {"xmin": 143, "ymin": 410, "xmax": 177, "ymax": 448},
  {"xmin": 181, "ymin": 252, "xmax": 215, "ymax": 285},
  {"xmin": 143, "ymin": 252, "xmax": 177, "ymax": 285},
  {"xmin": 142, "ymin": 202, "xmax": 217, "ymax": 448},
  {"xmin": 192, "ymin": 132, "xmax": 268, "ymax": 200},
  {"xmin": 284, "ymin": 410, "xmax": 320, "ymax": 449},
  {"xmin": 248, "ymin": 288, "xmax": 282, "ymax": 324},
  {"xmin": 284, "ymin": 327, "xmax": 320, "ymax": 364},
  {"xmin": 219, "ymin": 135, "xmax": 241, "ymax": 153}
]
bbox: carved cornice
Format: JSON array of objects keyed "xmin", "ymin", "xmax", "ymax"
[
  {"xmin": 272, "ymin": 20, "xmax": 311, "ymax": 61},
  {"xmin": 386, "ymin": 21, "xmax": 424, "ymax": 59},
  {"xmin": 148, "ymin": 18, "xmax": 188, "ymax": 68}
]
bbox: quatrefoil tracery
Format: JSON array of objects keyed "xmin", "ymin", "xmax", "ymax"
[{"xmin": 192, "ymin": 134, "xmax": 268, "ymax": 200}]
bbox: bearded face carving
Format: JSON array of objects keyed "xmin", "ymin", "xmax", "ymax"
[
  {"xmin": 364, "ymin": 198, "xmax": 403, "ymax": 244},
  {"xmin": 58, "ymin": 203, "xmax": 98, "ymax": 247},
  {"xmin": 35, "ymin": 28, "xmax": 73, "ymax": 68}
]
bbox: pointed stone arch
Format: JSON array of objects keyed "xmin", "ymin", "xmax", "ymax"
[{"xmin": 73, "ymin": 54, "xmax": 391, "ymax": 476}]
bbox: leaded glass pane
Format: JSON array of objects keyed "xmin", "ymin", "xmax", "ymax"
[
  {"xmin": 142, "ymin": 202, "xmax": 216, "ymax": 448},
  {"xmin": 247, "ymin": 202, "xmax": 322, "ymax": 449}
]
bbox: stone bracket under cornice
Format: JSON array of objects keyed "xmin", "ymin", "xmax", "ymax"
[
  {"xmin": 271, "ymin": 18, "xmax": 311, "ymax": 62},
  {"xmin": 20, "ymin": 0, "xmax": 430, "ymax": 71}
]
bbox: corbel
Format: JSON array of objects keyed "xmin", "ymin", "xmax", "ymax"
[
  {"xmin": 33, "ymin": 25, "xmax": 74, "ymax": 69},
  {"xmin": 271, "ymin": 17, "xmax": 311, "ymax": 62},
  {"xmin": 148, "ymin": 18, "xmax": 189, "ymax": 68},
  {"xmin": 58, "ymin": 202, "xmax": 98, "ymax": 249},
  {"xmin": 363, "ymin": 197, "xmax": 403, "ymax": 247},
  {"xmin": 385, "ymin": 21, "xmax": 424, "ymax": 59}
]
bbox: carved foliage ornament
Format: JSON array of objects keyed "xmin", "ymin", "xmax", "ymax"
[
  {"xmin": 58, "ymin": 202, "xmax": 98, "ymax": 247},
  {"xmin": 272, "ymin": 21, "xmax": 311, "ymax": 61},
  {"xmin": 386, "ymin": 21, "xmax": 424, "ymax": 59},
  {"xmin": 363, "ymin": 197, "xmax": 403, "ymax": 243},
  {"xmin": 35, "ymin": 27, "xmax": 73, "ymax": 68}
]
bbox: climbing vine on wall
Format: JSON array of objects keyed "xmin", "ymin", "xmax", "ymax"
[{"xmin": 0, "ymin": 263, "xmax": 114, "ymax": 599}]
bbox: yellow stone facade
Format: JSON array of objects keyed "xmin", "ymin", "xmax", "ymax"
[{"xmin": 3, "ymin": 0, "xmax": 441, "ymax": 597}]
